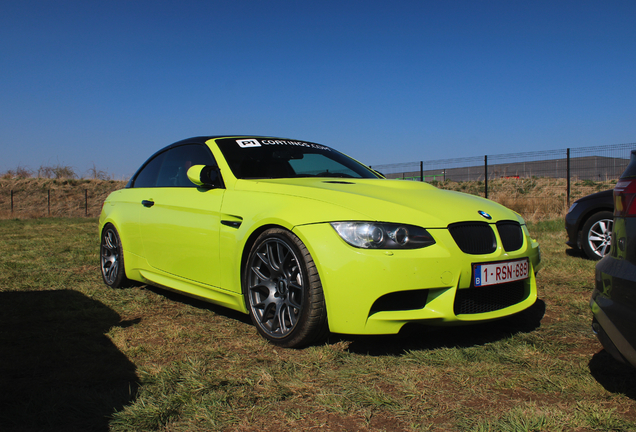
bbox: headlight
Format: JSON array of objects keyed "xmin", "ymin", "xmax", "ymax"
[
  {"xmin": 567, "ymin": 202, "xmax": 577, "ymax": 213},
  {"xmin": 330, "ymin": 222, "xmax": 436, "ymax": 249}
]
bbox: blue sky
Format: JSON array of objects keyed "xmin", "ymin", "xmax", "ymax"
[{"xmin": 1, "ymin": 0, "xmax": 635, "ymax": 179}]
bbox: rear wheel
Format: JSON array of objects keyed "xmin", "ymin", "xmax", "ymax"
[
  {"xmin": 100, "ymin": 223, "xmax": 131, "ymax": 288},
  {"xmin": 244, "ymin": 228, "xmax": 328, "ymax": 348},
  {"xmin": 581, "ymin": 211, "xmax": 613, "ymax": 260}
]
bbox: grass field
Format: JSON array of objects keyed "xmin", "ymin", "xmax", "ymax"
[{"xmin": 1, "ymin": 217, "xmax": 636, "ymax": 431}]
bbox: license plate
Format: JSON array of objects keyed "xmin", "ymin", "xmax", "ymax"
[{"xmin": 473, "ymin": 258, "xmax": 529, "ymax": 287}]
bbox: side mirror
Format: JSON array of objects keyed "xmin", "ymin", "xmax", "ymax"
[{"xmin": 187, "ymin": 165, "xmax": 223, "ymax": 188}]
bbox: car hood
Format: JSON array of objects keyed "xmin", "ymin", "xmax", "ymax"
[
  {"xmin": 574, "ymin": 189, "xmax": 614, "ymax": 204},
  {"xmin": 235, "ymin": 178, "xmax": 524, "ymax": 228}
]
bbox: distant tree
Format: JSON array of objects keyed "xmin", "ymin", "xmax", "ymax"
[
  {"xmin": 15, "ymin": 165, "xmax": 33, "ymax": 178},
  {"xmin": 1, "ymin": 166, "xmax": 33, "ymax": 179},
  {"xmin": 53, "ymin": 165, "xmax": 77, "ymax": 179},
  {"xmin": 38, "ymin": 164, "xmax": 77, "ymax": 179},
  {"xmin": 88, "ymin": 163, "xmax": 111, "ymax": 180},
  {"xmin": 38, "ymin": 166, "xmax": 54, "ymax": 178}
]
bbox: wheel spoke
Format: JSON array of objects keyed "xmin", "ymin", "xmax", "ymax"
[
  {"xmin": 278, "ymin": 305, "xmax": 293, "ymax": 332},
  {"xmin": 251, "ymin": 264, "xmax": 270, "ymax": 282},
  {"xmin": 287, "ymin": 284, "xmax": 303, "ymax": 309},
  {"xmin": 107, "ymin": 260, "xmax": 118, "ymax": 283},
  {"xmin": 268, "ymin": 243, "xmax": 281, "ymax": 271},
  {"xmin": 105, "ymin": 231, "xmax": 117, "ymax": 250},
  {"xmin": 255, "ymin": 250, "xmax": 271, "ymax": 269}
]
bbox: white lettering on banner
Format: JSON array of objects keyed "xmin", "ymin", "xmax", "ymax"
[
  {"xmin": 262, "ymin": 140, "xmax": 310, "ymax": 147},
  {"xmin": 259, "ymin": 140, "xmax": 331, "ymax": 151}
]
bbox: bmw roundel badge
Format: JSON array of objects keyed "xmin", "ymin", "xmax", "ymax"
[{"xmin": 478, "ymin": 210, "xmax": 492, "ymax": 220}]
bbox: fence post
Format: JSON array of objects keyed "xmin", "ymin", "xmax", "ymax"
[
  {"xmin": 443, "ymin": 169, "xmax": 446, "ymax": 182},
  {"xmin": 484, "ymin": 155, "xmax": 488, "ymax": 199},
  {"xmin": 48, "ymin": 189, "xmax": 51, "ymax": 216},
  {"xmin": 420, "ymin": 161, "xmax": 423, "ymax": 182},
  {"xmin": 11, "ymin": 190, "xmax": 13, "ymax": 214},
  {"xmin": 85, "ymin": 190, "xmax": 88, "ymax": 217},
  {"xmin": 566, "ymin": 148, "xmax": 571, "ymax": 207}
]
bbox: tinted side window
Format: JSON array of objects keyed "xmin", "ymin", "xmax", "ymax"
[
  {"xmin": 155, "ymin": 144, "xmax": 217, "ymax": 187},
  {"xmin": 133, "ymin": 144, "xmax": 216, "ymax": 188},
  {"xmin": 133, "ymin": 152, "xmax": 165, "ymax": 188}
]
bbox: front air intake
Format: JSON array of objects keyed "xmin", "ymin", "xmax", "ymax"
[{"xmin": 454, "ymin": 280, "xmax": 527, "ymax": 315}]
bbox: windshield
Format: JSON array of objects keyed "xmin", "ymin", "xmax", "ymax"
[{"xmin": 214, "ymin": 137, "xmax": 381, "ymax": 180}]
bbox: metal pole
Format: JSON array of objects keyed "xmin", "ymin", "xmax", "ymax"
[
  {"xmin": 11, "ymin": 190, "xmax": 13, "ymax": 214},
  {"xmin": 420, "ymin": 161, "xmax": 423, "ymax": 182},
  {"xmin": 485, "ymin": 155, "xmax": 488, "ymax": 199},
  {"xmin": 567, "ymin": 148, "xmax": 571, "ymax": 207},
  {"xmin": 85, "ymin": 189, "xmax": 88, "ymax": 217},
  {"xmin": 48, "ymin": 189, "xmax": 51, "ymax": 216}
]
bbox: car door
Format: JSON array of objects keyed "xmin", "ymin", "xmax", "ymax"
[{"xmin": 134, "ymin": 143, "xmax": 224, "ymax": 288}]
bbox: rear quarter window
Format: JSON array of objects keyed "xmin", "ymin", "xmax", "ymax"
[{"xmin": 132, "ymin": 144, "xmax": 216, "ymax": 188}]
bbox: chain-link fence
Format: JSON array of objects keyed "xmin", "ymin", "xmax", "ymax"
[{"xmin": 0, "ymin": 179, "xmax": 126, "ymax": 219}]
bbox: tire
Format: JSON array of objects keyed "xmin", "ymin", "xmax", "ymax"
[
  {"xmin": 581, "ymin": 211, "xmax": 614, "ymax": 260},
  {"xmin": 243, "ymin": 228, "xmax": 328, "ymax": 348},
  {"xmin": 100, "ymin": 223, "xmax": 131, "ymax": 288}
]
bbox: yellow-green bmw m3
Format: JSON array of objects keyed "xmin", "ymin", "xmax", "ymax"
[{"xmin": 99, "ymin": 136, "xmax": 542, "ymax": 348}]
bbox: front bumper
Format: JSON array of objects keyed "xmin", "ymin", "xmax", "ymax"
[{"xmin": 294, "ymin": 223, "xmax": 541, "ymax": 335}]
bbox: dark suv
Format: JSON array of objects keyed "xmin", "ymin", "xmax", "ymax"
[{"xmin": 592, "ymin": 150, "xmax": 636, "ymax": 367}]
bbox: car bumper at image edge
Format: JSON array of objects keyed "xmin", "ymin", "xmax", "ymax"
[{"xmin": 590, "ymin": 294, "xmax": 636, "ymax": 368}]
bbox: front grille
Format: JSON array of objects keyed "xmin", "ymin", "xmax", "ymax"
[
  {"xmin": 454, "ymin": 280, "xmax": 527, "ymax": 315},
  {"xmin": 497, "ymin": 221, "xmax": 523, "ymax": 252},
  {"xmin": 449, "ymin": 222, "xmax": 496, "ymax": 254}
]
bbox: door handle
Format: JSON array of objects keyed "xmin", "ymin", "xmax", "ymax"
[{"xmin": 141, "ymin": 200, "xmax": 155, "ymax": 208}]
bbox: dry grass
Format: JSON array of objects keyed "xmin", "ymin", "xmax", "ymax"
[
  {"xmin": 0, "ymin": 178, "xmax": 126, "ymax": 219},
  {"xmin": 0, "ymin": 177, "xmax": 617, "ymax": 222},
  {"xmin": 433, "ymin": 177, "xmax": 616, "ymax": 222}
]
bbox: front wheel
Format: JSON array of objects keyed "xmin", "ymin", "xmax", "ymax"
[
  {"xmin": 581, "ymin": 211, "xmax": 613, "ymax": 260},
  {"xmin": 243, "ymin": 228, "xmax": 328, "ymax": 348}
]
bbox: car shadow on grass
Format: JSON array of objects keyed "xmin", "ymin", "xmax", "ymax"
[
  {"xmin": 143, "ymin": 285, "xmax": 545, "ymax": 356},
  {"xmin": 565, "ymin": 248, "xmax": 592, "ymax": 260},
  {"xmin": 340, "ymin": 299, "xmax": 546, "ymax": 356},
  {"xmin": 0, "ymin": 290, "xmax": 139, "ymax": 432},
  {"xmin": 589, "ymin": 350, "xmax": 636, "ymax": 400},
  {"xmin": 144, "ymin": 285, "xmax": 253, "ymax": 325}
]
